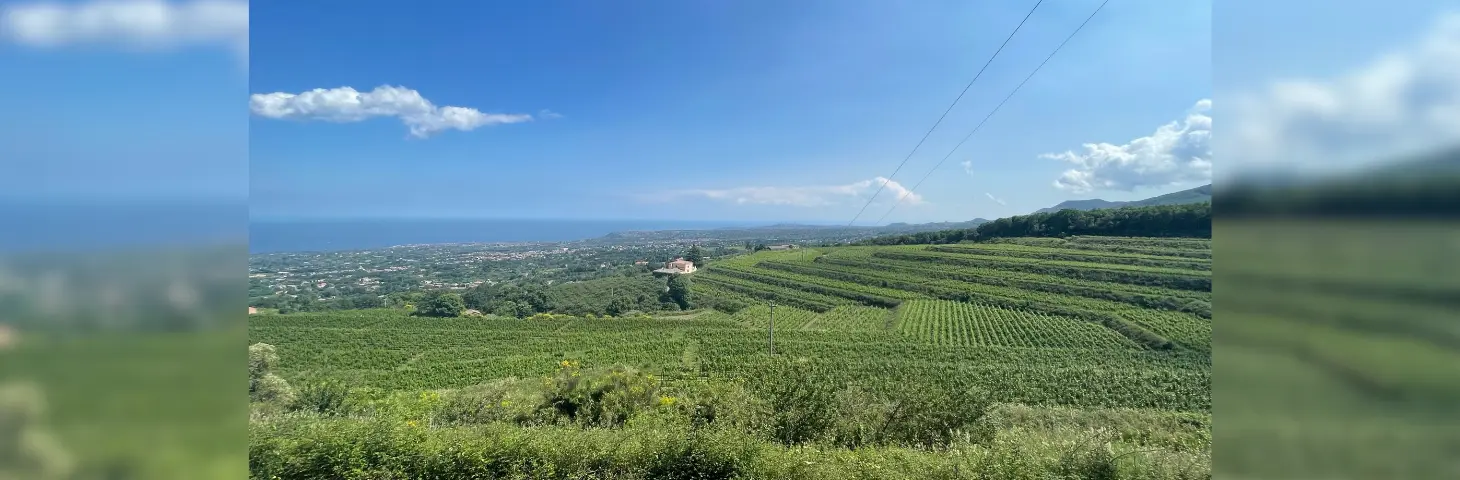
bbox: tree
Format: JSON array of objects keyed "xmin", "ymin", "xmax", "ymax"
[
  {"xmin": 665, "ymin": 275, "xmax": 693, "ymax": 310},
  {"xmin": 417, "ymin": 291, "xmax": 466, "ymax": 318},
  {"xmin": 685, "ymin": 245, "xmax": 706, "ymax": 266},
  {"xmin": 249, "ymin": 343, "xmax": 296, "ymax": 404},
  {"xmin": 491, "ymin": 300, "xmax": 523, "ymax": 318},
  {"xmin": 606, "ymin": 295, "xmax": 634, "ymax": 317}
]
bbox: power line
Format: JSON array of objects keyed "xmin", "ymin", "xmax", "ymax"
[
  {"xmin": 875, "ymin": 0, "xmax": 1110, "ymax": 225},
  {"xmin": 846, "ymin": 0, "xmax": 1045, "ymax": 227}
]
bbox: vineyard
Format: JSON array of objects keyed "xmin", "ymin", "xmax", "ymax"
[
  {"xmin": 249, "ymin": 236, "xmax": 1211, "ymax": 412},
  {"xmin": 896, "ymin": 300, "xmax": 1139, "ymax": 349},
  {"xmin": 248, "ymin": 235, "xmax": 1214, "ymax": 477}
]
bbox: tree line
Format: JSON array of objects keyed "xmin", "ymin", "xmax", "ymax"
[
  {"xmin": 858, "ymin": 203, "xmax": 1211, "ymax": 246},
  {"xmin": 412, "ymin": 273, "xmax": 696, "ymax": 318}
]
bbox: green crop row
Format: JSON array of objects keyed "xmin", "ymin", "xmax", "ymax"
[
  {"xmin": 730, "ymin": 303, "xmax": 820, "ymax": 331},
  {"xmin": 1118, "ymin": 310, "xmax": 1212, "ymax": 354},
  {"xmin": 695, "ymin": 273, "xmax": 849, "ymax": 312},
  {"xmin": 759, "ymin": 259, "xmax": 1142, "ymax": 314},
  {"xmin": 928, "ymin": 244, "xmax": 1211, "ymax": 271},
  {"xmin": 1069, "ymin": 235, "xmax": 1211, "ymax": 250},
  {"xmin": 733, "ymin": 260, "xmax": 1177, "ymax": 351},
  {"xmin": 871, "ymin": 250, "xmax": 1211, "ymax": 292},
  {"xmin": 987, "ymin": 237, "xmax": 1212, "ymax": 259},
  {"xmin": 252, "ymin": 312, "xmax": 1210, "ymax": 412},
  {"xmin": 710, "ymin": 264, "xmax": 911, "ymax": 307},
  {"xmin": 896, "ymin": 300, "xmax": 1138, "ymax": 350},
  {"xmin": 809, "ymin": 305, "xmax": 894, "ymax": 331},
  {"xmin": 809, "ymin": 256, "xmax": 1211, "ymax": 317}
]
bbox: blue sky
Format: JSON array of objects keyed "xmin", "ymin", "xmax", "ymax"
[
  {"xmin": 3, "ymin": 0, "xmax": 1456, "ymax": 225},
  {"xmin": 0, "ymin": 0, "xmax": 247, "ymax": 202},
  {"xmin": 249, "ymin": 0, "xmax": 1213, "ymax": 223}
]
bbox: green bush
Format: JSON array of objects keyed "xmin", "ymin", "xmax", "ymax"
[
  {"xmin": 290, "ymin": 379, "xmax": 351, "ymax": 416},
  {"xmin": 674, "ymin": 379, "xmax": 770, "ymax": 434},
  {"xmin": 756, "ymin": 359, "xmax": 840, "ymax": 445},
  {"xmin": 248, "ymin": 415, "xmax": 1210, "ymax": 479},
  {"xmin": 539, "ymin": 362, "xmax": 661, "ymax": 428},
  {"xmin": 436, "ymin": 379, "xmax": 543, "ymax": 426}
]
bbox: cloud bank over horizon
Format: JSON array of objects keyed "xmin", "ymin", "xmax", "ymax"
[{"xmin": 644, "ymin": 177, "xmax": 926, "ymax": 208}]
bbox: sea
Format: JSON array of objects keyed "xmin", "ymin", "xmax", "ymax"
[
  {"xmin": 248, "ymin": 218, "xmax": 764, "ymax": 254},
  {"xmin": 0, "ymin": 202, "xmax": 761, "ymax": 255},
  {"xmin": 0, "ymin": 201, "xmax": 247, "ymax": 253}
]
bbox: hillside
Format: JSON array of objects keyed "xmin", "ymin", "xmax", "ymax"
[
  {"xmin": 860, "ymin": 203, "xmax": 1211, "ymax": 246},
  {"xmin": 1035, "ymin": 184, "xmax": 1212, "ymax": 214},
  {"xmin": 248, "ymin": 234, "xmax": 1214, "ymax": 477},
  {"xmin": 1221, "ymin": 145, "xmax": 1460, "ymax": 216}
]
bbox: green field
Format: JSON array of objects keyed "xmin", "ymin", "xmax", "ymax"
[
  {"xmin": 1215, "ymin": 220, "xmax": 1460, "ymax": 479},
  {"xmin": 247, "ymin": 236, "xmax": 1215, "ymax": 478}
]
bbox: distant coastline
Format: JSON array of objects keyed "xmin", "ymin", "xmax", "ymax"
[
  {"xmin": 248, "ymin": 218, "xmax": 768, "ymax": 254},
  {"xmin": 249, "ymin": 217, "xmax": 994, "ymax": 254}
]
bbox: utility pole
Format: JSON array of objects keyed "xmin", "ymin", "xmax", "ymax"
[{"xmin": 768, "ymin": 301, "xmax": 775, "ymax": 355}]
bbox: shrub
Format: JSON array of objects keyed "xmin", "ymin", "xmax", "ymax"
[
  {"xmin": 290, "ymin": 380, "xmax": 350, "ymax": 416},
  {"xmin": 436, "ymin": 379, "xmax": 542, "ymax": 426},
  {"xmin": 538, "ymin": 361, "xmax": 661, "ymax": 428},
  {"xmin": 675, "ymin": 379, "xmax": 770, "ymax": 434},
  {"xmin": 755, "ymin": 359, "xmax": 839, "ymax": 445}
]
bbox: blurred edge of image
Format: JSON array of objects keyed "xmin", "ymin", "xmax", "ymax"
[
  {"xmin": 1213, "ymin": 153, "xmax": 1460, "ymax": 478},
  {"xmin": 1212, "ymin": 2, "xmax": 1460, "ymax": 478},
  {"xmin": 0, "ymin": 0, "xmax": 1456, "ymax": 479},
  {"xmin": 0, "ymin": 201, "xmax": 249, "ymax": 480},
  {"xmin": 0, "ymin": 0, "xmax": 250, "ymax": 477}
]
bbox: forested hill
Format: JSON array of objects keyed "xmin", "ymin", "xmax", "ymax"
[
  {"xmin": 1220, "ymin": 145, "xmax": 1460, "ymax": 217},
  {"xmin": 1034, "ymin": 184, "xmax": 1212, "ymax": 214},
  {"xmin": 858, "ymin": 202, "xmax": 1211, "ymax": 246}
]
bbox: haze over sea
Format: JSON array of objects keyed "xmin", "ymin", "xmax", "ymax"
[{"xmin": 249, "ymin": 218, "xmax": 767, "ymax": 254}]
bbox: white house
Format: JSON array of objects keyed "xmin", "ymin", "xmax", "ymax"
[{"xmin": 654, "ymin": 258, "xmax": 697, "ymax": 274}]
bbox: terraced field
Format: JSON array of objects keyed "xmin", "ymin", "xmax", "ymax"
[
  {"xmin": 248, "ymin": 235, "xmax": 1212, "ymax": 414},
  {"xmin": 896, "ymin": 300, "xmax": 1139, "ymax": 349}
]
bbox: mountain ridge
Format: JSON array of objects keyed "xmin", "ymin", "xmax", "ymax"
[{"xmin": 1034, "ymin": 184, "xmax": 1212, "ymax": 214}]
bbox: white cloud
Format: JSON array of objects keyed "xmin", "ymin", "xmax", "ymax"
[
  {"xmin": 1223, "ymin": 12, "xmax": 1460, "ymax": 176},
  {"xmin": 984, "ymin": 192, "xmax": 1006, "ymax": 206},
  {"xmin": 0, "ymin": 0, "xmax": 247, "ymax": 57},
  {"xmin": 1043, "ymin": 99, "xmax": 1212, "ymax": 193},
  {"xmin": 960, "ymin": 160, "xmax": 974, "ymax": 176},
  {"xmin": 538, "ymin": 109, "xmax": 564, "ymax": 120},
  {"xmin": 249, "ymin": 86, "xmax": 536, "ymax": 138},
  {"xmin": 652, "ymin": 177, "xmax": 926, "ymax": 208}
]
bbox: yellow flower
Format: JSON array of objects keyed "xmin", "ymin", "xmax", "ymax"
[
  {"xmin": 406, "ymin": 420, "xmax": 419, "ymax": 428},
  {"xmin": 658, "ymin": 396, "xmax": 676, "ymax": 407},
  {"xmin": 500, "ymin": 400, "xmax": 511, "ymax": 407}
]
